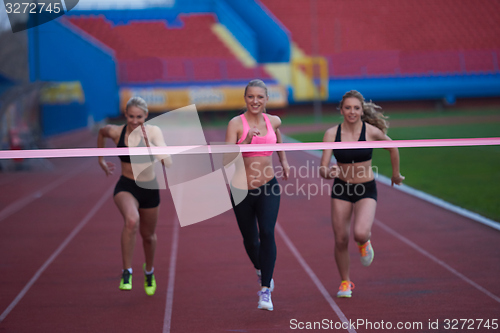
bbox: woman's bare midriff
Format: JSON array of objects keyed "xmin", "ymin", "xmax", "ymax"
[
  {"xmin": 337, "ymin": 160, "xmax": 375, "ymax": 183},
  {"xmin": 231, "ymin": 155, "xmax": 274, "ymax": 190},
  {"xmin": 120, "ymin": 161, "xmax": 156, "ymax": 182}
]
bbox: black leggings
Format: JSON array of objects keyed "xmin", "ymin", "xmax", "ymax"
[{"xmin": 230, "ymin": 177, "xmax": 280, "ymax": 288}]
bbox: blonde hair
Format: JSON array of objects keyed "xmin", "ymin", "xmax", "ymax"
[
  {"xmin": 339, "ymin": 90, "xmax": 389, "ymax": 133},
  {"xmin": 244, "ymin": 79, "xmax": 268, "ymax": 97},
  {"xmin": 126, "ymin": 96, "xmax": 148, "ymax": 114}
]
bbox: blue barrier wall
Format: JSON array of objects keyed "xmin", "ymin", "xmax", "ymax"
[
  {"xmin": 172, "ymin": 0, "xmax": 215, "ymax": 14},
  {"xmin": 215, "ymin": 0, "xmax": 258, "ymax": 61},
  {"xmin": 223, "ymin": 0, "xmax": 290, "ymax": 63},
  {"xmin": 0, "ymin": 74, "xmax": 14, "ymax": 97},
  {"xmin": 28, "ymin": 18, "xmax": 119, "ymax": 136},
  {"xmin": 326, "ymin": 74, "xmax": 500, "ymax": 103},
  {"xmin": 41, "ymin": 103, "xmax": 87, "ymax": 136}
]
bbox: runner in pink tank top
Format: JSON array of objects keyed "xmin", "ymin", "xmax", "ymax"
[
  {"xmin": 237, "ymin": 113, "xmax": 276, "ymax": 157},
  {"xmin": 225, "ymin": 79, "xmax": 290, "ymax": 312}
]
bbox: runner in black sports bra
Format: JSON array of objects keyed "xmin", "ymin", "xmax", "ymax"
[
  {"xmin": 97, "ymin": 97, "xmax": 171, "ymax": 297},
  {"xmin": 117, "ymin": 125, "xmax": 154, "ymax": 164},
  {"xmin": 332, "ymin": 122, "xmax": 373, "ymax": 164},
  {"xmin": 330, "ymin": 121, "xmax": 377, "ymax": 203},
  {"xmin": 319, "ymin": 90, "xmax": 404, "ymax": 299}
]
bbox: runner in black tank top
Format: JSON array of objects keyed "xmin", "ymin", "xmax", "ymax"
[
  {"xmin": 332, "ymin": 122, "xmax": 372, "ymax": 164},
  {"xmin": 98, "ymin": 97, "xmax": 172, "ymax": 296},
  {"xmin": 319, "ymin": 90, "xmax": 404, "ymax": 298}
]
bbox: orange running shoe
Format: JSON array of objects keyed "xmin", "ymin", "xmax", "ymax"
[
  {"xmin": 337, "ymin": 280, "xmax": 355, "ymax": 298},
  {"xmin": 358, "ymin": 240, "xmax": 374, "ymax": 267}
]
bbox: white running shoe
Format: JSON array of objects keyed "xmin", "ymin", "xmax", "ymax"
[
  {"xmin": 257, "ymin": 288, "xmax": 273, "ymax": 311},
  {"xmin": 358, "ymin": 240, "xmax": 374, "ymax": 267}
]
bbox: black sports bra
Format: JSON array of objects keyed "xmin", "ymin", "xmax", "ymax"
[
  {"xmin": 117, "ymin": 125, "xmax": 153, "ymax": 164},
  {"xmin": 332, "ymin": 122, "xmax": 373, "ymax": 164}
]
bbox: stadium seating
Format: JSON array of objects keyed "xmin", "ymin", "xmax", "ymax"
[
  {"xmin": 68, "ymin": 14, "xmax": 271, "ymax": 83},
  {"xmin": 260, "ymin": 0, "xmax": 500, "ymax": 76},
  {"xmin": 68, "ymin": 15, "xmax": 138, "ymax": 60},
  {"xmin": 66, "ymin": 2, "xmax": 500, "ymax": 79}
]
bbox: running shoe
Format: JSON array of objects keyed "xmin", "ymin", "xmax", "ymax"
[
  {"xmin": 256, "ymin": 269, "xmax": 274, "ymax": 292},
  {"xmin": 257, "ymin": 288, "xmax": 273, "ymax": 311},
  {"xmin": 337, "ymin": 280, "xmax": 355, "ymax": 298},
  {"xmin": 143, "ymin": 263, "xmax": 157, "ymax": 296},
  {"xmin": 119, "ymin": 270, "xmax": 132, "ymax": 291},
  {"xmin": 358, "ymin": 240, "xmax": 374, "ymax": 266}
]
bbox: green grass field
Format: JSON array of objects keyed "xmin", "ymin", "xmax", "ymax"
[
  {"xmin": 196, "ymin": 106, "xmax": 500, "ymax": 129},
  {"xmin": 277, "ymin": 108, "xmax": 500, "ymax": 126},
  {"xmin": 289, "ymin": 122, "xmax": 500, "ymax": 222}
]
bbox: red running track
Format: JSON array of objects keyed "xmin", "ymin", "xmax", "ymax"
[{"xmin": 0, "ymin": 129, "xmax": 499, "ymax": 333}]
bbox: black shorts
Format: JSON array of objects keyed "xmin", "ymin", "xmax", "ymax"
[
  {"xmin": 331, "ymin": 178, "xmax": 377, "ymax": 203},
  {"xmin": 113, "ymin": 176, "xmax": 160, "ymax": 209}
]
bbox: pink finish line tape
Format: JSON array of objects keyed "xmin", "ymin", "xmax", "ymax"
[{"xmin": 0, "ymin": 138, "xmax": 499, "ymax": 160}]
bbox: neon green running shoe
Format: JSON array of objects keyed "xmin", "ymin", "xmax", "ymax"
[
  {"xmin": 143, "ymin": 263, "xmax": 157, "ymax": 296},
  {"xmin": 119, "ymin": 270, "xmax": 132, "ymax": 291}
]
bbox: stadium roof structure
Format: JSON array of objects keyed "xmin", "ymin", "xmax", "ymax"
[{"xmin": 73, "ymin": 0, "xmax": 175, "ymax": 10}]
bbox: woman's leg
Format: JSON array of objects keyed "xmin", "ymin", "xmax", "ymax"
[
  {"xmin": 353, "ymin": 198, "xmax": 377, "ymax": 267},
  {"xmin": 232, "ymin": 193, "xmax": 260, "ymax": 269},
  {"xmin": 255, "ymin": 185, "xmax": 280, "ymax": 288},
  {"xmin": 114, "ymin": 192, "xmax": 140, "ymax": 270},
  {"xmin": 352, "ymin": 198, "xmax": 377, "ymax": 245},
  {"xmin": 139, "ymin": 207, "xmax": 159, "ymax": 272},
  {"xmin": 331, "ymin": 198, "xmax": 354, "ymax": 281}
]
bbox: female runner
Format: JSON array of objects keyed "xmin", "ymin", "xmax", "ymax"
[
  {"xmin": 320, "ymin": 90, "xmax": 404, "ymax": 298},
  {"xmin": 225, "ymin": 79, "xmax": 290, "ymax": 311},
  {"xmin": 98, "ymin": 96, "xmax": 171, "ymax": 295}
]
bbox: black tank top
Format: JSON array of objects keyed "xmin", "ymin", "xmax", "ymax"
[
  {"xmin": 117, "ymin": 125, "xmax": 152, "ymax": 164},
  {"xmin": 332, "ymin": 122, "xmax": 373, "ymax": 163}
]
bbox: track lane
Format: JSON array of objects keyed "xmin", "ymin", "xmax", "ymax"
[
  {"xmin": 0, "ymin": 173, "xmax": 178, "ymax": 332},
  {"xmin": 276, "ymin": 149, "xmax": 500, "ymax": 332},
  {"xmin": 0, "ymin": 158, "xmax": 115, "ymax": 315},
  {"xmin": 1, "ymin": 128, "xmax": 499, "ymax": 332}
]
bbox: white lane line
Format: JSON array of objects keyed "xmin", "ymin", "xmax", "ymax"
[
  {"xmin": 276, "ymin": 223, "xmax": 357, "ymax": 333},
  {"xmin": 0, "ymin": 161, "xmax": 91, "ymax": 223},
  {"xmin": 283, "ymin": 134, "xmax": 500, "ymax": 231},
  {"xmin": 375, "ymin": 218, "xmax": 500, "ymax": 304},
  {"xmin": 162, "ymin": 219, "xmax": 180, "ymax": 333},
  {"xmin": 0, "ymin": 185, "xmax": 113, "ymax": 322}
]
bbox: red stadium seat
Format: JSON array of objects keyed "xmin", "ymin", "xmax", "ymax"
[
  {"xmin": 260, "ymin": 0, "xmax": 500, "ymax": 76},
  {"xmin": 67, "ymin": 13, "xmax": 271, "ymax": 83}
]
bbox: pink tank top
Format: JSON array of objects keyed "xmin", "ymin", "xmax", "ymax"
[{"xmin": 237, "ymin": 113, "xmax": 277, "ymax": 157}]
